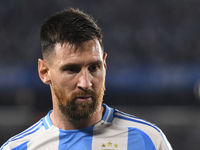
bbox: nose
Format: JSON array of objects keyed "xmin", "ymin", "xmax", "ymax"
[{"xmin": 77, "ymin": 69, "xmax": 92, "ymax": 90}]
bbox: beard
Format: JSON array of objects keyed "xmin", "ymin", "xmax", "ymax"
[{"xmin": 52, "ymin": 83, "xmax": 105, "ymax": 120}]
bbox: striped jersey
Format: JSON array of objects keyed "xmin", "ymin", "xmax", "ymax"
[{"xmin": 1, "ymin": 103, "xmax": 172, "ymax": 150}]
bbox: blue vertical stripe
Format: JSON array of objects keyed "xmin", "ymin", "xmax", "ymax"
[{"xmin": 58, "ymin": 126, "xmax": 94, "ymax": 150}]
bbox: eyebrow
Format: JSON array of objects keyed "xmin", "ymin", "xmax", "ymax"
[{"xmin": 60, "ymin": 60, "xmax": 103, "ymax": 70}]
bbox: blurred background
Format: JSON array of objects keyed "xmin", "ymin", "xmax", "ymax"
[{"xmin": 0, "ymin": 0, "xmax": 200, "ymax": 149}]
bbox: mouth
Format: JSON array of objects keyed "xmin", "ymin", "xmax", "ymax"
[{"xmin": 76, "ymin": 96, "xmax": 92, "ymax": 102}]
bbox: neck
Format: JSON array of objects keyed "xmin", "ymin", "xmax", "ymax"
[{"xmin": 50, "ymin": 105, "xmax": 104, "ymax": 130}]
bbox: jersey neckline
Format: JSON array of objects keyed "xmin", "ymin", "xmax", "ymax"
[{"xmin": 42, "ymin": 103, "xmax": 115, "ymax": 132}]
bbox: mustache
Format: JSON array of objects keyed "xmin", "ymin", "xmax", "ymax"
[{"xmin": 69, "ymin": 90, "xmax": 97, "ymax": 101}]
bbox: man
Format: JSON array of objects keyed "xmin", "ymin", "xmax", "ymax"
[{"xmin": 1, "ymin": 8, "xmax": 172, "ymax": 150}]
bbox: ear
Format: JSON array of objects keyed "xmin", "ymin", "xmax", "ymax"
[
  {"xmin": 103, "ymin": 52, "xmax": 107, "ymax": 70},
  {"xmin": 38, "ymin": 58, "xmax": 51, "ymax": 85}
]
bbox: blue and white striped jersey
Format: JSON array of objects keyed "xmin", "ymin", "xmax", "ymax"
[{"xmin": 1, "ymin": 104, "xmax": 172, "ymax": 150}]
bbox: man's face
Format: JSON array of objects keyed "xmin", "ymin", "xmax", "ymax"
[{"xmin": 46, "ymin": 39, "xmax": 107, "ymax": 120}]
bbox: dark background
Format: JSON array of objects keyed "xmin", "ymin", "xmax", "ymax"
[{"xmin": 1, "ymin": 0, "xmax": 200, "ymax": 149}]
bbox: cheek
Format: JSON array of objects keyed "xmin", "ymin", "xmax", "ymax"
[
  {"xmin": 51, "ymin": 76, "xmax": 70, "ymax": 95},
  {"xmin": 61, "ymin": 77, "xmax": 79, "ymax": 94},
  {"xmin": 93, "ymin": 74, "xmax": 105, "ymax": 91},
  {"xmin": 53, "ymin": 72, "xmax": 74, "ymax": 87}
]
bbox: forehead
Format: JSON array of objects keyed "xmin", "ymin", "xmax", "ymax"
[{"xmin": 52, "ymin": 39, "xmax": 103, "ymax": 65}]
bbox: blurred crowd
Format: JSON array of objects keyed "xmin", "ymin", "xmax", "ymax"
[{"xmin": 1, "ymin": 0, "xmax": 200, "ymax": 65}]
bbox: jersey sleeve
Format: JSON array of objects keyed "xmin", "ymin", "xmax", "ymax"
[{"xmin": 127, "ymin": 127, "xmax": 157, "ymax": 150}]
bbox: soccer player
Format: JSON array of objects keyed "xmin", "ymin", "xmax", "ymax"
[{"xmin": 1, "ymin": 8, "xmax": 172, "ymax": 150}]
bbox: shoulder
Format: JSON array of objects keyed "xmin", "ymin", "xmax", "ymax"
[
  {"xmin": 0, "ymin": 119, "xmax": 45, "ymax": 150},
  {"xmin": 127, "ymin": 127, "xmax": 157, "ymax": 150},
  {"xmin": 113, "ymin": 109, "xmax": 160, "ymax": 134},
  {"xmin": 112, "ymin": 109, "xmax": 172, "ymax": 150}
]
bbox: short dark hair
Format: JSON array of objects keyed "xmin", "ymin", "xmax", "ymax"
[{"xmin": 40, "ymin": 8, "xmax": 103, "ymax": 59}]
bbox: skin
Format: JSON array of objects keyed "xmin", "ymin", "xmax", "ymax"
[{"xmin": 38, "ymin": 39, "xmax": 107, "ymax": 130}]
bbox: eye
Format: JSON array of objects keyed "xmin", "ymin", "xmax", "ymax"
[
  {"xmin": 89, "ymin": 65, "xmax": 99, "ymax": 72},
  {"xmin": 65, "ymin": 66, "xmax": 80, "ymax": 73}
]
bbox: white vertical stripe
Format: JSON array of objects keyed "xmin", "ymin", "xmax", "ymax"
[{"xmin": 92, "ymin": 123, "xmax": 128, "ymax": 150}]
